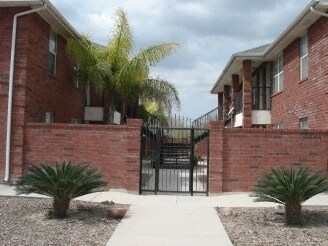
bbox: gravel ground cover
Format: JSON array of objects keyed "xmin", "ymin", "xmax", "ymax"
[
  {"xmin": 217, "ymin": 206, "xmax": 328, "ymax": 246},
  {"xmin": 0, "ymin": 196, "xmax": 129, "ymax": 246}
]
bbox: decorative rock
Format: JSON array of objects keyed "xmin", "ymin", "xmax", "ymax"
[
  {"xmin": 107, "ymin": 208, "xmax": 127, "ymax": 219},
  {"xmin": 221, "ymin": 207, "xmax": 237, "ymax": 217}
]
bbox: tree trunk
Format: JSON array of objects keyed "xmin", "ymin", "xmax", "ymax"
[
  {"xmin": 285, "ymin": 203, "xmax": 302, "ymax": 226},
  {"xmin": 53, "ymin": 198, "xmax": 71, "ymax": 219}
]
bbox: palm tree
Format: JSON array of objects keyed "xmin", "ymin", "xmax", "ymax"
[
  {"xmin": 252, "ymin": 167, "xmax": 327, "ymax": 226},
  {"xmin": 67, "ymin": 9, "xmax": 180, "ymax": 122},
  {"xmin": 15, "ymin": 161, "xmax": 106, "ymax": 218}
]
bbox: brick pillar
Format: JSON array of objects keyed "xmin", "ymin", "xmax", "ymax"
[
  {"xmin": 208, "ymin": 120, "xmax": 224, "ymax": 194},
  {"xmin": 217, "ymin": 92, "xmax": 223, "ymax": 120},
  {"xmin": 242, "ymin": 60, "xmax": 252, "ymax": 128},
  {"xmin": 231, "ymin": 74, "xmax": 239, "ymax": 126},
  {"xmin": 223, "ymin": 85, "xmax": 231, "ymax": 121},
  {"xmin": 126, "ymin": 118, "xmax": 143, "ymax": 193}
]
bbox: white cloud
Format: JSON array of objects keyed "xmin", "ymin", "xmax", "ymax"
[{"xmin": 51, "ymin": 0, "xmax": 311, "ymax": 119}]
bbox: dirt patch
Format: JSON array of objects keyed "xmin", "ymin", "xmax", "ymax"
[
  {"xmin": 217, "ymin": 206, "xmax": 328, "ymax": 246},
  {"xmin": 0, "ymin": 196, "xmax": 129, "ymax": 246}
]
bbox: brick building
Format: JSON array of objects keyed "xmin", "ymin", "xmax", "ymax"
[
  {"xmin": 211, "ymin": 0, "xmax": 328, "ymax": 130},
  {"xmin": 0, "ymin": 0, "xmax": 127, "ymax": 183},
  {"xmin": 0, "ymin": 0, "xmax": 87, "ymax": 182}
]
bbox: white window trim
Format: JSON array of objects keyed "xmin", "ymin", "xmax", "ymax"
[
  {"xmin": 300, "ymin": 33, "xmax": 308, "ymax": 80},
  {"xmin": 273, "ymin": 55, "xmax": 283, "ymax": 94},
  {"xmin": 48, "ymin": 31, "xmax": 57, "ymax": 75},
  {"xmin": 45, "ymin": 112, "xmax": 54, "ymax": 123},
  {"xmin": 73, "ymin": 62, "xmax": 80, "ymax": 88},
  {"xmin": 273, "ymin": 122, "xmax": 283, "ymax": 129},
  {"xmin": 299, "ymin": 117, "xmax": 308, "ymax": 130}
]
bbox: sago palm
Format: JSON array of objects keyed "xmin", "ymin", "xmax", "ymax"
[
  {"xmin": 67, "ymin": 8, "xmax": 180, "ymax": 120},
  {"xmin": 252, "ymin": 167, "xmax": 327, "ymax": 226},
  {"xmin": 15, "ymin": 161, "xmax": 107, "ymax": 218}
]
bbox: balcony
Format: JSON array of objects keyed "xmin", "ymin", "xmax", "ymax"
[
  {"xmin": 233, "ymin": 87, "xmax": 271, "ymax": 127},
  {"xmin": 252, "ymin": 87, "xmax": 271, "ymax": 110},
  {"xmin": 235, "ymin": 91, "xmax": 243, "ymax": 114},
  {"xmin": 234, "ymin": 91, "xmax": 243, "ymax": 127}
]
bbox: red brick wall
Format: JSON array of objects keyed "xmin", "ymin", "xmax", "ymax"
[
  {"xmin": 209, "ymin": 121, "xmax": 224, "ymax": 193},
  {"xmin": 0, "ymin": 7, "xmax": 85, "ymax": 180},
  {"xmin": 23, "ymin": 119, "xmax": 142, "ymax": 192},
  {"xmin": 209, "ymin": 121, "xmax": 328, "ymax": 193},
  {"xmin": 24, "ymin": 12, "xmax": 84, "ymax": 123},
  {"xmin": 195, "ymin": 139, "xmax": 208, "ymax": 158},
  {"xmin": 0, "ymin": 7, "xmax": 30, "ymax": 179},
  {"xmin": 271, "ymin": 16, "xmax": 328, "ymax": 130}
]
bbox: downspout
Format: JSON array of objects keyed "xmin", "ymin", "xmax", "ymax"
[{"xmin": 4, "ymin": 3, "xmax": 48, "ymax": 183}]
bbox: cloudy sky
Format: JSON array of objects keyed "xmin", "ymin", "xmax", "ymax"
[{"xmin": 51, "ymin": 0, "xmax": 310, "ymax": 119}]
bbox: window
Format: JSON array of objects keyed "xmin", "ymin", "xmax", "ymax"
[
  {"xmin": 300, "ymin": 33, "xmax": 308, "ymax": 80},
  {"xmin": 45, "ymin": 112, "xmax": 54, "ymax": 123},
  {"xmin": 273, "ymin": 55, "xmax": 283, "ymax": 94},
  {"xmin": 73, "ymin": 62, "xmax": 80, "ymax": 88},
  {"xmin": 299, "ymin": 117, "xmax": 308, "ymax": 130},
  {"xmin": 273, "ymin": 123, "xmax": 283, "ymax": 129},
  {"xmin": 48, "ymin": 31, "xmax": 57, "ymax": 75},
  {"xmin": 252, "ymin": 64, "xmax": 271, "ymax": 110}
]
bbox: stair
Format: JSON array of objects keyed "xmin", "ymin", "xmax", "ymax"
[{"xmin": 160, "ymin": 142, "xmax": 191, "ymax": 169}]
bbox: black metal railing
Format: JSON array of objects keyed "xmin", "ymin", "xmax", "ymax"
[
  {"xmin": 252, "ymin": 87, "xmax": 271, "ymax": 110},
  {"xmin": 235, "ymin": 91, "xmax": 243, "ymax": 114},
  {"xmin": 139, "ymin": 107, "xmax": 163, "ymax": 128},
  {"xmin": 192, "ymin": 106, "xmax": 223, "ymax": 129},
  {"xmin": 126, "ymin": 105, "xmax": 164, "ymax": 127},
  {"xmin": 167, "ymin": 114, "xmax": 193, "ymax": 128}
]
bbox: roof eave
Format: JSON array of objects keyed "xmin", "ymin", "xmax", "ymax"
[
  {"xmin": 263, "ymin": 0, "xmax": 320, "ymax": 57},
  {"xmin": 211, "ymin": 0, "xmax": 322, "ymax": 94},
  {"xmin": 38, "ymin": 0, "xmax": 80, "ymax": 40},
  {"xmin": 0, "ymin": 0, "xmax": 80, "ymax": 40},
  {"xmin": 210, "ymin": 53, "xmax": 265, "ymax": 94}
]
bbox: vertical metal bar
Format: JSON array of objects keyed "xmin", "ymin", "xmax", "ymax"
[
  {"xmin": 139, "ymin": 127, "xmax": 144, "ymax": 194},
  {"xmin": 179, "ymin": 129, "xmax": 184, "ymax": 191},
  {"xmin": 162, "ymin": 128, "xmax": 165, "ymax": 191},
  {"xmin": 151, "ymin": 128, "xmax": 155, "ymax": 191},
  {"xmin": 169, "ymin": 129, "xmax": 172, "ymax": 191},
  {"xmin": 206, "ymin": 130, "xmax": 210, "ymax": 196},
  {"xmin": 155, "ymin": 128, "xmax": 161, "ymax": 194},
  {"xmin": 190, "ymin": 127, "xmax": 195, "ymax": 195}
]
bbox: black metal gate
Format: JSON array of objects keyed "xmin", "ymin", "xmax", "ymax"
[{"xmin": 140, "ymin": 126, "xmax": 209, "ymax": 195}]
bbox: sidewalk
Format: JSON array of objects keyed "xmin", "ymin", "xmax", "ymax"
[
  {"xmin": 2, "ymin": 184, "xmax": 328, "ymax": 246},
  {"xmin": 106, "ymin": 205, "xmax": 232, "ymax": 246}
]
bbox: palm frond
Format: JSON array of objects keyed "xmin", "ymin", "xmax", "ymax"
[
  {"xmin": 66, "ymin": 8, "xmax": 180, "ymax": 118},
  {"xmin": 252, "ymin": 167, "xmax": 328, "ymax": 205},
  {"xmin": 67, "ymin": 34, "xmax": 113, "ymax": 91},
  {"xmin": 107, "ymin": 8, "xmax": 133, "ymax": 71},
  {"xmin": 134, "ymin": 43, "xmax": 180, "ymax": 67},
  {"xmin": 15, "ymin": 161, "xmax": 107, "ymax": 199},
  {"xmin": 141, "ymin": 77, "xmax": 181, "ymax": 111}
]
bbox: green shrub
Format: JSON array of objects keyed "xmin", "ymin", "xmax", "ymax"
[
  {"xmin": 16, "ymin": 161, "xmax": 107, "ymax": 218},
  {"xmin": 252, "ymin": 167, "xmax": 327, "ymax": 226}
]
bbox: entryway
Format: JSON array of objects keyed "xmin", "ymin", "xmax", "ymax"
[{"xmin": 140, "ymin": 124, "xmax": 209, "ymax": 195}]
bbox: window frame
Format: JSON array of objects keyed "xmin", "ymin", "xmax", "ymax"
[
  {"xmin": 273, "ymin": 122, "xmax": 283, "ymax": 129},
  {"xmin": 272, "ymin": 55, "xmax": 283, "ymax": 94},
  {"xmin": 73, "ymin": 62, "xmax": 80, "ymax": 88},
  {"xmin": 300, "ymin": 33, "xmax": 308, "ymax": 80},
  {"xmin": 252, "ymin": 63, "xmax": 271, "ymax": 110},
  {"xmin": 48, "ymin": 30, "xmax": 57, "ymax": 75},
  {"xmin": 299, "ymin": 117, "xmax": 308, "ymax": 130}
]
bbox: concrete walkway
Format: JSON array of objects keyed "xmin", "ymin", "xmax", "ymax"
[
  {"xmin": 2, "ymin": 184, "xmax": 328, "ymax": 246},
  {"xmin": 106, "ymin": 205, "xmax": 231, "ymax": 246}
]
